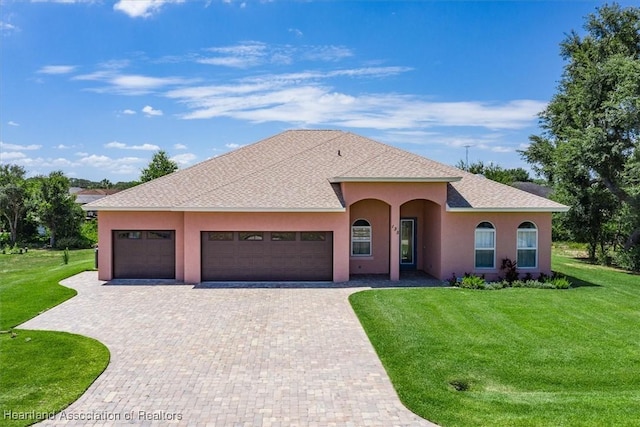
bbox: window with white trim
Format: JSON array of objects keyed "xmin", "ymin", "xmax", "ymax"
[
  {"xmin": 351, "ymin": 219, "xmax": 372, "ymax": 256},
  {"xmin": 517, "ymin": 221, "xmax": 538, "ymax": 268},
  {"xmin": 475, "ymin": 222, "xmax": 495, "ymax": 269}
]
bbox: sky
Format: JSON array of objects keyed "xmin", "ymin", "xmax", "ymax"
[{"xmin": 0, "ymin": 0, "xmax": 634, "ymax": 182}]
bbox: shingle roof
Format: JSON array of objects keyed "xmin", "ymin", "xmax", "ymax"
[{"xmin": 85, "ymin": 130, "xmax": 568, "ymax": 212}]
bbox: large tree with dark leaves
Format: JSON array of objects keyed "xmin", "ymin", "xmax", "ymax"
[
  {"xmin": 36, "ymin": 171, "xmax": 84, "ymax": 248},
  {"xmin": 0, "ymin": 164, "xmax": 28, "ymax": 245},
  {"xmin": 521, "ymin": 3, "xmax": 640, "ymax": 268}
]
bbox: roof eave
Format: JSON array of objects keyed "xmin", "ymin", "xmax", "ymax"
[
  {"xmin": 331, "ymin": 176, "xmax": 462, "ymax": 183},
  {"xmin": 82, "ymin": 205, "xmax": 175, "ymax": 212},
  {"xmin": 446, "ymin": 204, "xmax": 570, "ymax": 213},
  {"xmin": 178, "ymin": 207, "xmax": 346, "ymax": 213},
  {"xmin": 84, "ymin": 206, "xmax": 346, "ymax": 213}
]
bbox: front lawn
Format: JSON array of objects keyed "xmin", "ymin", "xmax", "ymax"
[
  {"xmin": 0, "ymin": 250, "xmax": 110, "ymax": 427},
  {"xmin": 350, "ymin": 253, "xmax": 640, "ymax": 426}
]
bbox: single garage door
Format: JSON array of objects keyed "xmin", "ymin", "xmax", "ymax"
[
  {"xmin": 201, "ymin": 231, "xmax": 333, "ymax": 281},
  {"xmin": 113, "ymin": 230, "xmax": 176, "ymax": 279}
]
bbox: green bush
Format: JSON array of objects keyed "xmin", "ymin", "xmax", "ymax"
[
  {"xmin": 55, "ymin": 236, "xmax": 92, "ymax": 250},
  {"xmin": 80, "ymin": 220, "xmax": 98, "ymax": 245},
  {"xmin": 614, "ymin": 246, "xmax": 640, "ymax": 272},
  {"xmin": 460, "ymin": 275, "xmax": 487, "ymax": 289},
  {"xmin": 459, "ymin": 276, "xmax": 571, "ymax": 290},
  {"xmin": 550, "ymin": 277, "xmax": 571, "ymax": 289}
]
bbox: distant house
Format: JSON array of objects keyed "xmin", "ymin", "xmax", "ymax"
[
  {"xmin": 74, "ymin": 189, "xmax": 122, "ymax": 218},
  {"xmin": 84, "ymin": 130, "xmax": 568, "ymax": 283},
  {"xmin": 512, "ymin": 181, "xmax": 554, "ymax": 199}
]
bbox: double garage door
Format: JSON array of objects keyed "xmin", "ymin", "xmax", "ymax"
[
  {"xmin": 201, "ymin": 231, "xmax": 333, "ymax": 281},
  {"xmin": 112, "ymin": 230, "xmax": 333, "ymax": 281}
]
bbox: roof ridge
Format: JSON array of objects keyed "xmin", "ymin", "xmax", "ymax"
[
  {"xmin": 176, "ymin": 130, "xmax": 348, "ymax": 207},
  {"xmin": 333, "ymin": 133, "xmax": 463, "ymax": 179}
]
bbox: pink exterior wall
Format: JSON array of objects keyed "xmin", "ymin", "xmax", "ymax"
[
  {"xmin": 183, "ymin": 211, "xmax": 349, "ymax": 283},
  {"xmin": 349, "ymin": 199, "xmax": 390, "ymax": 274},
  {"xmin": 342, "ymin": 182, "xmax": 447, "ymax": 280},
  {"xmin": 96, "ymin": 183, "xmax": 555, "ymax": 283},
  {"xmin": 97, "ymin": 211, "xmax": 185, "ymax": 281},
  {"xmin": 440, "ymin": 211, "xmax": 553, "ymax": 281}
]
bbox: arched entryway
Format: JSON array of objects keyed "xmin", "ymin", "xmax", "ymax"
[{"xmin": 400, "ymin": 199, "xmax": 442, "ymax": 278}]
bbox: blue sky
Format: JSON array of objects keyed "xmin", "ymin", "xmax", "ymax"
[{"xmin": 0, "ymin": 0, "xmax": 631, "ymax": 182}]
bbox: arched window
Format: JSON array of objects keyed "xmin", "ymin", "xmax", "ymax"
[
  {"xmin": 475, "ymin": 222, "xmax": 495, "ymax": 269},
  {"xmin": 352, "ymin": 219, "xmax": 372, "ymax": 256},
  {"xmin": 517, "ymin": 222, "xmax": 537, "ymax": 268}
]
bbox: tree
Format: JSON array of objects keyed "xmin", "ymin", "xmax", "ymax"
[
  {"xmin": 521, "ymin": 3, "xmax": 640, "ymax": 268},
  {"xmin": 455, "ymin": 160, "xmax": 532, "ymax": 185},
  {"xmin": 36, "ymin": 171, "xmax": 83, "ymax": 248},
  {"xmin": 140, "ymin": 150, "xmax": 178, "ymax": 183},
  {"xmin": 0, "ymin": 164, "xmax": 28, "ymax": 245}
]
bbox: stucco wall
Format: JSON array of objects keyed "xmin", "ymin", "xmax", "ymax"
[
  {"xmin": 97, "ymin": 211, "xmax": 185, "ymax": 281},
  {"xmin": 349, "ymin": 199, "xmax": 390, "ymax": 274},
  {"xmin": 440, "ymin": 211, "xmax": 553, "ymax": 281},
  {"xmin": 97, "ymin": 184, "xmax": 554, "ymax": 283}
]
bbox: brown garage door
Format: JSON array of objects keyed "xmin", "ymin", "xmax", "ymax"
[
  {"xmin": 113, "ymin": 230, "xmax": 175, "ymax": 279},
  {"xmin": 201, "ymin": 231, "xmax": 333, "ymax": 281}
]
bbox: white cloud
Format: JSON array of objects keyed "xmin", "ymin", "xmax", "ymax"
[
  {"xmin": 142, "ymin": 105, "xmax": 163, "ymax": 117},
  {"xmin": 114, "ymin": 0, "xmax": 185, "ymax": 18},
  {"xmin": 225, "ymin": 143, "xmax": 241, "ymax": 149},
  {"xmin": 199, "ymin": 42, "xmax": 268, "ymax": 68},
  {"xmin": 288, "ymin": 28, "xmax": 303, "ymax": 38},
  {"xmin": 56, "ymin": 144, "xmax": 72, "ymax": 149},
  {"xmin": 78, "ymin": 154, "xmax": 144, "ymax": 175},
  {"xmin": 174, "ymin": 143, "xmax": 187, "ymax": 150},
  {"xmin": 171, "ymin": 153, "xmax": 196, "ymax": 165},
  {"xmin": 122, "ymin": 109, "xmax": 136, "ymax": 115},
  {"xmin": 105, "ymin": 141, "xmax": 160, "ymax": 150},
  {"xmin": 8, "ymin": 121, "xmax": 20, "ymax": 127},
  {"xmin": 0, "ymin": 142, "xmax": 42, "ymax": 150},
  {"xmin": 168, "ymin": 71, "xmax": 545, "ymax": 131},
  {"xmin": 0, "ymin": 21, "xmax": 19, "ymax": 33},
  {"xmin": 0, "ymin": 151, "xmax": 27, "ymax": 160},
  {"xmin": 491, "ymin": 146, "xmax": 514, "ymax": 153},
  {"xmin": 37, "ymin": 65, "xmax": 77, "ymax": 75},
  {"xmin": 197, "ymin": 42, "xmax": 354, "ymax": 69},
  {"xmin": 302, "ymin": 45, "xmax": 353, "ymax": 62},
  {"xmin": 74, "ymin": 70, "xmax": 194, "ymax": 95}
]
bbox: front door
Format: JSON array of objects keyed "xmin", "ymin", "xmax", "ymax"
[{"xmin": 400, "ymin": 218, "xmax": 417, "ymax": 270}]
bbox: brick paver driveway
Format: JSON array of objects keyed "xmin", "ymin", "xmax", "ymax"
[{"xmin": 20, "ymin": 272, "xmax": 437, "ymax": 426}]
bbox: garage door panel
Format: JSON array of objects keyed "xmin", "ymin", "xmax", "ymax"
[
  {"xmin": 113, "ymin": 230, "xmax": 175, "ymax": 279},
  {"xmin": 201, "ymin": 231, "xmax": 332, "ymax": 281}
]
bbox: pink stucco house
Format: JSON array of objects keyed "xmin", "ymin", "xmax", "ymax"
[{"xmin": 85, "ymin": 130, "xmax": 568, "ymax": 283}]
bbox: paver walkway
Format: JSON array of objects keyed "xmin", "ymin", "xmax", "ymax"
[{"xmin": 20, "ymin": 272, "xmax": 438, "ymax": 426}]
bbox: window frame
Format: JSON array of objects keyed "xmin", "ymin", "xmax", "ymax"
[
  {"xmin": 474, "ymin": 221, "xmax": 496, "ymax": 269},
  {"xmin": 351, "ymin": 219, "xmax": 372, "ymax": 257},
  {"xmin": 517, "ymin": 221, "xmax": 538, "ymax": 269}
]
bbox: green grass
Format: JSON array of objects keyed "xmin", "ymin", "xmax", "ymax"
[
  {"xmin": 0, "ymin": 250, "xmax": 110, "ymax": 427},
  {"xmin": 350, "ymin": 253, "xmax": 640, "ymax": 426}
]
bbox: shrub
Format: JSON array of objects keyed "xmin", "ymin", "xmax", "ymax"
[
  {"xmin": 55, "ymin": 236, "xmax": 92, "ymax": 250},
  {"xmin": 447, "ymin": 273, "xmax": 459, "ymax": 287},
  {"xmin": 80, "ymin": 219, "xmax": 98, "ymax": 245},
  {"xmin": 549, "ymin": 277, "xmax": 571, "ymax": 289},
  {"xmin": 500, "ymin": 258, "xmax": 519, "ymax": 283},
  {"xmin": 460, "ymin": 274, "xmax": 487, "ymax": 289},
  {"xmin": 614, "ymin": 246, "xmax": 640, "ymax": 272},
  {"xmin": 62, "ymin": 247, "xmax": 70, "ymax": 265}
]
